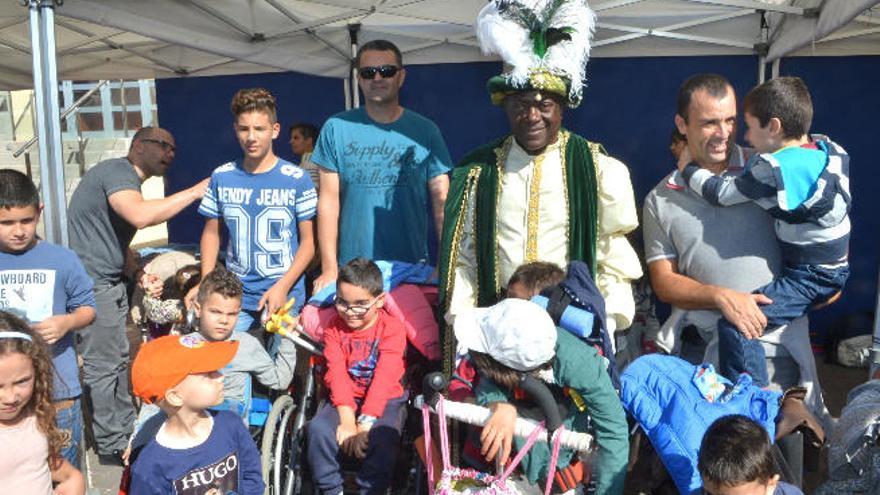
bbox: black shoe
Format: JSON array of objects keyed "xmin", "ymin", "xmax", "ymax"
[{"xmin": 98, "ymin": 450, "xmax": 125, "ymax": 467}]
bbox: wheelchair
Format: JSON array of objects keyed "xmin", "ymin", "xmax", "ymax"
[
  {"xmin": 260, "ymin": 330, "xmax": 432, "ymax": 495},
  {"xmin": 259, "ymin": 332, "xmax": 321, "ymax": 495}
]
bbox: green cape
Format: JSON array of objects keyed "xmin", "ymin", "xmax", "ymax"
[{"xmin": 437, "ymin": 130, "xmax": 602, "ymax": 373}]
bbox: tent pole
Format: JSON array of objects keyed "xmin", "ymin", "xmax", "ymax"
[
  {"xmin": 343, "ymin": 78, "xmax": 351, "ymax": 111},
  {"xmin": 348, "ymin": 23, "xmax": 360, "ymax": 109},
  {"xmin": 771, "ymin": 58, "xmax": 781, "ymax": 79},
  {"xmin": 757, "ymin": 9, "xmax": 768, "ymax": 85},
  {"xmin": 757, "ymin": 56, "xmax": 766, "ymax": 84},
  {"xmin": 27, "ymin": 0, "xmax": 68, "ymax": 246}
]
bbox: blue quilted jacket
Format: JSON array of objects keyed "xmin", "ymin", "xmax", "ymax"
[{"xmin": 621, "ymin": 354, "xmax": 782, "ymax": 494}]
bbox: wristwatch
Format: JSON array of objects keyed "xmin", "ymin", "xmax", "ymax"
[{"xmin": 357, "ymin": 414, "xmax": 377, "ymax": 427}]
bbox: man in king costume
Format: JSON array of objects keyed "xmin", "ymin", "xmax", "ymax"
[{"xmin": 439, "ymin": 0, "xmax": 643, "ymax": 373}]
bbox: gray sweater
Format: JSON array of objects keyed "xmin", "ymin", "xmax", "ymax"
[{"xmin": 204, "ymin": 331, "xmax": 296, "ymax": 405}]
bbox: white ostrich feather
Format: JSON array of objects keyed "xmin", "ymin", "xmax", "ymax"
[
  {"xmin": 476, "ymin": 1, "xmax": 539, "ymax": 88},
  {"xmin": 476, "ymin": 0, "xmax": 597, "ymax": 104},
  {"xmin": 543, "ymin": 1, "xmax": 596, "ymax": 103}
]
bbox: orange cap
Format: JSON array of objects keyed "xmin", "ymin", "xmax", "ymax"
[{"xmin": 132, "ymin": 334, "xmax": 239, "ymax": 404}]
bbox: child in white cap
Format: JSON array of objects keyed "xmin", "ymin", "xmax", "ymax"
[{"xmin": 455, "ymin": 298, "xmax": 628, "ymax": 495}]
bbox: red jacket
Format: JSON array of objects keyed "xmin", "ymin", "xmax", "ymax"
[{"xmin": 323, "ymin": 309, "xmax": 406, "ymax": 417}]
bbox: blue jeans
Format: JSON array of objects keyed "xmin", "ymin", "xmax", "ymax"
[
  {"xmin": 719, "ymin": 263, "xmax": 849, "ymax": 386},
  {"xmin": 56, "ymin": 397, "xmax": 83, "ymax": 469},
  {"xmin": 306, "ymin": 395, "xmax": 407, "ymax": 495},
  {"xmin": 233, "ymin": 308, "xmax": 262, "ymax": 333}
]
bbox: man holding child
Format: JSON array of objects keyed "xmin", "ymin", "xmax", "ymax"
[{"xmin": 643, "ymin": 73, "xmax": 831, "ymax": 421}]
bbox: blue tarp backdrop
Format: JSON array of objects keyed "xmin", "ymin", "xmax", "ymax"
[{"xmin": 159, "ymin": 55, "xmax": 880, "ymax": 336}]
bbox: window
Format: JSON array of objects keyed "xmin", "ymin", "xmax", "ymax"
[
  {"xmin": 72, "ymin": 89, "xmax": 101, "ymax": 106},
  {"xmin": 78, "ymin": 112, "xmax": 104, "ymax": 132},
  {"xmin": 111, "ymin": 87, "xmax": 141, "ymax": 106},
  {"xmin": 113, "ymin": 111, "xmax": 143, "ymax": 130},
  {"xmin": 61, "ymin": 79, "xmax": 157, "ymax": 138}
]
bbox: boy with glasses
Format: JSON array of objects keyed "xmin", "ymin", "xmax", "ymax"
[
  {"xmin": 310, "ymin": 39, "xmax": 452, "ymax": 292},
  {"xmin": 306, "ymin": 257, "xmax": 407, "ymax": 495}
]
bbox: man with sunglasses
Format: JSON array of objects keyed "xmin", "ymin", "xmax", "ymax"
[
  {"xmin": 310, "ymin": 40, "xmax": 452, "ymax": 292},
  {"xmin": 67, "ymin": 126, "xmax": 209, "ymax": 465}
]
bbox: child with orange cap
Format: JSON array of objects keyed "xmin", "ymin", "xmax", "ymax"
[{"xmin": 127, "ymin": 334, "xmax": 264, "ymax": 494}]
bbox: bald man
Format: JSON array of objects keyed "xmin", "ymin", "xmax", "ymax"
[{"xmin": 67, "ymin": 126, "xmax": 208, "ymax": 464}]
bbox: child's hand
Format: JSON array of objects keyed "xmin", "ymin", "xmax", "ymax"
[
  {"xmin": 336, "ymin": 421, "xmax": 358, "ymax": 448},
  {"xmin": 121, "ymin": 446, "xmax": 132, "ymax": 466},
  {"xmin": 139, "ymin": 272, "xmax": 163, "ymax": 298},
  {"xmin": 31, "ymin": 315, "xmax": 72, "ymax": 345},
  {"xmin": 676, "ymin": 146, "xmax": 693, "ymax": 172},
  {"xmin": 184, "ymin": 283, "xmax": 200, "ymax": 310},
  {"xmin": 52, "ymin": 466, "xmax": 85, "ymax": 495},
  {"xmin": 259, "ymin": 281, "xmax": 293, "ymax": 317},
  {"xmin": 481, "ymin": 402, "xmax": 517, "ymax": 466}
]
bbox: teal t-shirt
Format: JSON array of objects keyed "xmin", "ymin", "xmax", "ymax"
[{"xmin": 311, "ymin": 107, "xmax": 452, "ymax": 265}]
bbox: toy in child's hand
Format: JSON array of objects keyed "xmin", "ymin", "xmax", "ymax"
[{"xmin": 263, "ymin": 297, "xmax": 301, "ymax": 336}]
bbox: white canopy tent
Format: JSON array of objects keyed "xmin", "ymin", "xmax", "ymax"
[{"xmin": 1, "ymin": 0, "xmax": 879, "ymax": 90}]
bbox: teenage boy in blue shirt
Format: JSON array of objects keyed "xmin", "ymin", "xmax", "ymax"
[{"xmin": 198, "ymin": 88, "xmax": 316, "ymax": 333}]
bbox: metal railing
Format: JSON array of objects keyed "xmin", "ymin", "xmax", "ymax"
[{"xmin": 12, "ymin": 79, "xmax": 109, "ymax": 158}]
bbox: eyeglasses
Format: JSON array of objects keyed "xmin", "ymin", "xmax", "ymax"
[
  {"xmin": 334, "ymin": 296, "xmax": 380, "ymax": 316},
  {"xmin": 358, "ymin": 65, "xmax": 400, "ymax": 80},
  {"xmin": 140, "ymin": 138, "xmax": 176, "ymax": 153}
]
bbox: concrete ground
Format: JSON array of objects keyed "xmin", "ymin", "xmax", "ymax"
[
  {"xmin": 82, "ymin": 448, "xmax": 124, "ymax": 495},
  {"xmin": 81, "ymin": 319, "xmax": 143, "ymax": 494}
]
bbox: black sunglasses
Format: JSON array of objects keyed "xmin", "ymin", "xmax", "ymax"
[
  {"xmin": 358, "ymin": 65, "xmax": 400, "ymax": 80},
  {"xmin": 140, "ymin": 138, "xmax": 176, "ymax": 153}
]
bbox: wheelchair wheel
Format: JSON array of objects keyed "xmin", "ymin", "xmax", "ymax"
[
  {"xmin": 261, "ymin": 394, "xmax": 295, "ymax": 494},
  {"xmin": 279, "ymin": 394, "xmax": 315, "ymax": 495}
]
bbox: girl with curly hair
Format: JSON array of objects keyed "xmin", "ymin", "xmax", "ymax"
[{"xmin": 0, "ymin": 311, "xmax": 85, "ymax": 494}]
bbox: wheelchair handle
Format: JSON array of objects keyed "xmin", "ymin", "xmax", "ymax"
[
  {"xmin": 518, "ymin": 374, "xmax": 564, "ymax": 434},
  {"xmin": 421, "ymin": 372, "xmax": 564, "ymax": 433},
  {"xmin": 422, "ymin": 372, "xmax": 447, "ymax": 408},
  {"xmin": 281, "ymin": 329, "xmax": 324, "ymax": 356},
  {"xmin": 415, "ymin": 394, "xmax": 593, "ymax": 453}
]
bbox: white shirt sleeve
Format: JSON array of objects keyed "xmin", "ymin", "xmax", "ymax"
[{"xmin": 594, "ymin": 153, "xmax": 643, "ymax": 331}]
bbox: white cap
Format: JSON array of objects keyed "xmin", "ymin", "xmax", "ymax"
[{"xmin": 454, "ymin": 299, "xmax": 556, "ymax": 371}]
